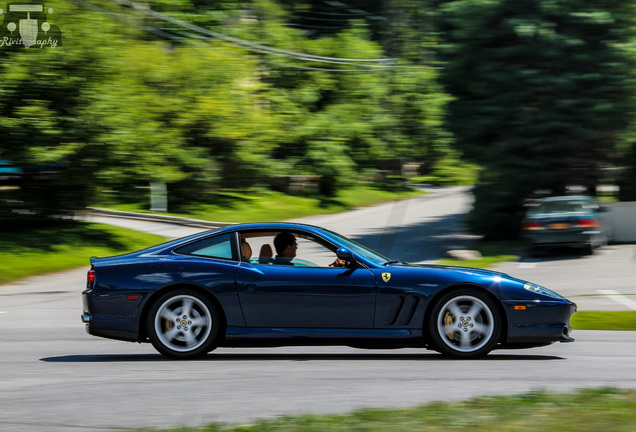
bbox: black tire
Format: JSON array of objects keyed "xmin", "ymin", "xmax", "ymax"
[
  {"xmin": 427, "ymin": 288, "xmax": 501, "ymax": 359},
  {"xmin": 146, "ymin": 289, "xmax": 220, "ymax": 359}
]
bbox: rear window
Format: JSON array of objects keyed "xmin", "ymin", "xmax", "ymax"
[
  {"xmin": 175, "ymin": 234, "xmax": 234, "ymax": 260},
  {"xmin": 532, "ymin": 199, "xmax": 596, "ymax": 214}
]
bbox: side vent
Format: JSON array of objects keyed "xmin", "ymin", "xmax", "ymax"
[{"xmin": 388, "ymin": 295, "xmax": 420, "ymax": 326}]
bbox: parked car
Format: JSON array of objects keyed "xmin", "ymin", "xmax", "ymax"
[
  {"xmin": 82, "ymin": 222, "xmax": 576, "ymax": 359},
  {"xmin": 0, "ymin": 159, "xmax": 22, "ymax": 184},
  {"xmin": 521, "ymin": 195, "xmax": 611, "ymax": 254}
]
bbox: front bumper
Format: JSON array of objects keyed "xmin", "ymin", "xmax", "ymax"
[{"xmin": 502, "ymin": 300, "xmax": 576, "ymax": 344}]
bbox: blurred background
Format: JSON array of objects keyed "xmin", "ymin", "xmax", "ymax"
[{"xmin": 1, "ymin": 0, "xmax": 636, "ymax": 239}]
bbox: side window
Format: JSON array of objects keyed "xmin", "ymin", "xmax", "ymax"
[
  {"xmin": 294, "ymin": 236, "xmax": 337, "ymax": 267},
  {"xmin": 240, "ymin": 231, "xmax": 340, "ymax": 267},
  {"xmin": 176, "ymin": 234, "xmax": 234, "ymax": 260}
]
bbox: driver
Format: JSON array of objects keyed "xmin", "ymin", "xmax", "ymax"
[{"xmin": 273, "ymin": 232, "xmax": 297, "ymax": 265}]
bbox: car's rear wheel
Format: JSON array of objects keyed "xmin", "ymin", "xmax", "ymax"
[
  {"xmin": 147, "ymin": 289, "xmax": 219, "ymax": 359},
  {"xmin": 428, "ymin": 288, "xmax": 501, "ymax": 358}
]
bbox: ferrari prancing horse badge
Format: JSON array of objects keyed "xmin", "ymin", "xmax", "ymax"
[{"xmin": 382, "ymin": 272, "xmax": 391, "ymax": 282}]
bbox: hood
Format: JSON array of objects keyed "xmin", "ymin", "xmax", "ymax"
[{"xmin": 389, "ymin": 262, "xmax": 511, "ymax": 278}]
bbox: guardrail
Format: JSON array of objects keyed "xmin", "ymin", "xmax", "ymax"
[{"xmin": 86, "ymin": 207, "xmax": 237, "ymax": 230}]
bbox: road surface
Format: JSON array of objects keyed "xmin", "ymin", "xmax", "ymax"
[{"xmin": 1, "ymin": 187, "xmax": 635, "ymax": 431}]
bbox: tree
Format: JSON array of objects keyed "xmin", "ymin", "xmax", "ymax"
[
  {"xmin": 1, "ymin": 0, "xmax": 454, "ymax": 219},
  {"xmin": 437, "ymin": 0, "xmax": 636, "ymax": 238}
]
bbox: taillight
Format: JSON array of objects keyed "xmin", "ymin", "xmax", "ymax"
[
  {"xmin": 522, "ymin": 222, "xmax": 544, "ymax": 231},
  {"xmin": 87, "ymin": 269, "xmax": 96, "ymax": 288},
  {"xmin": 576, "ymin": 219, "xmax": 600, "ymax": 228}
]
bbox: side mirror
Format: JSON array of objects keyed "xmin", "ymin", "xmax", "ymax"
[{"xmin": 336, "ymin": 247, "xmax": 354, "ymax": 261}]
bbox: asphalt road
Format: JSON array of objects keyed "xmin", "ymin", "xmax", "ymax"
[
  {"xmin": 492, "ymin": 244, "xmax": 636, "ymax": 312},
  {"xmin": 1, "ymin": 186, "xmax": 635, "ymax": 431}
]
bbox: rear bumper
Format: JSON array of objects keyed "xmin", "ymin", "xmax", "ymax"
[
  {"xmin": 82, "ymin": 289, "xmax": 143, "ymax": 342},
  {"xmin": 523, "ymin": 230, "xmax": 599, "ymax": 246},
  {"xmin": 82, "ymin": 314, "xmax": 141, "ymax": 342}
]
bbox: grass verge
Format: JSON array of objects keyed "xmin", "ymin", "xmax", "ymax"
[
  {"xmin": 0, "ymin": 220, "xmax": 165, "ymax": 284},
  {"xmin": 134, "ymin": 388, "xmax": 635, "ymax": 431},
  {"xmin": 103, "ymin": 186, "xmax": 423, "ymax": 223},
  {"xmin": 572, "ymin": 311, "xmax": 636, "ymax": 331},
  {"xmin": 1, "ymin": 186, "xmax": 421, "ymax": 284}
]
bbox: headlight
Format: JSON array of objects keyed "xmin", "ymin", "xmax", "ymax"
[{"xmin": 523, "ymin": 282, "xmax": 564, "ymax": 299}]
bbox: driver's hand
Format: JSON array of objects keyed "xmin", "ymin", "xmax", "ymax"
[{"xmin": 329, "ymin": 258, "xmax": 347, "ymax": 268}]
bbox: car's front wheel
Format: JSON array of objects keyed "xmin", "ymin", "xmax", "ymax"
[
  {"xmin": 428, "ymin": 289, "xmax": 501, "ymax": 358},
  {"xmin": 147, "ymin": 289, "xmax": 220, "ymax": 359}
]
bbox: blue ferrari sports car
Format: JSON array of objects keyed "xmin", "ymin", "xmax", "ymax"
[{"xmin": 82, "ymin": 222, "xmax": 576, "ymax": 359}]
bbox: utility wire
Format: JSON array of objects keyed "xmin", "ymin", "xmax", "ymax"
[
  {"xmin": 64, "ymin": 0, "xmax": 395, "ymax": 72},
  {"xmin": 66, "ymin": 0, "xmax": 440, "ymax": 71},
  {"xmin": 108, "ymin": 0, "xmax": 395, "ymax": 64},
  {"xmin": 321, "ymin": 0, "xmax": 388, "ymax": 22},
  {"xmin": 290, "ymin": 13, "xmax": 361, "ymax": 23},
  {"xmin": 290, "ymin": 9, "xmax": 367, "ymax": 17},
  {"xmin": 286, "ymin": 23, "xmax": 351, "ymax": 30}
]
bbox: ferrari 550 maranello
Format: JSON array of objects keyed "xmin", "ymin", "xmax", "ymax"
[{"xmin": 82, "ymin": 223, "xmax": 576, "ymax": 359}]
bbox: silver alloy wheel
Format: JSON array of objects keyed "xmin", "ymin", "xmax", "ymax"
[
  {"xmin": 154, "ymin": 294, "xmax": 213, "ymax": 353},
  {"xmin": 436, "ymin": 295, "xmax": 495, "ymax": 353}
]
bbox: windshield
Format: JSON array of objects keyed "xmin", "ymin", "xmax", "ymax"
[
  {"xmin": 531, "ymin": 199, "xmax": 596, "ymax": 215},
  {"xmin": 322, "ymin": 229, "xmax": 390, "ymax": 266}
]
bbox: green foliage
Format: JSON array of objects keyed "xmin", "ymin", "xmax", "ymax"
[
  {"xmin": 0, "ymin": 0, "xmax": 452, "ymax": 222},
  {"xmin": 410, "ymin": 154, "xmax": 480, "ymax": 186},
  {"xmin": 438, "ymin": 0, "xmax": 636, "ymax": 238},
  {"xmin": 4, "ymin": 0, "xmax": 635, "ymax": 234}
]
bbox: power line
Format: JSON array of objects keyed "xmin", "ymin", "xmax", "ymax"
[
  {"xmin": 290, "ymin": 13, "xmax": 361, "ymax": 23},
  {"xmin": 65, "ymin": 0, "xmax": 441, "ymax": 71},
  {"xmin": 286, "ymin": 23, "xmax": 351, "ymax": 30},
  {"xmin": 321, "ymin": 0, "xmax": 388, "ymax": 22},
  {"xmin": 290, "ymin": 8, "xmax": 367, "ymax": 18},
  {"xmin": 109, "ymin": 0, "xmax": 395, "ymax": 64},
  {"xmin": 63, "ymin": 0, "xmax": 395, "ymax": 72}
]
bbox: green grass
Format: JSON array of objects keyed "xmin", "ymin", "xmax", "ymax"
[
  {"xmin": 104, "ymin": 186, "xmax": 423, "ymax": 223},
  {"xmin": 0, "ymin": 186, "xmax": 421, "ymax": 284},
  {"xmin": 437, "ymin": 241, "xmax": 519, "ymax": 269},
  {"xmin": 409, "ymin": 159, "xmax": 481, "ymax": 186},
  {"xmin": 572, "ymin": 311, "xmax": 636, "ymax": 331},
  {"xmin": 133, "ymin": 388, "xmax": 636, "ymax": 431},
  {"xmin": 0, "ymin": 220, "xmax": 165, "ymax": 284}
]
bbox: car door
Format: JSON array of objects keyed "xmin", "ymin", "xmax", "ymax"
[{"xmin": 236, "ymin": 263, "xmax": 377, "ymax": 328}]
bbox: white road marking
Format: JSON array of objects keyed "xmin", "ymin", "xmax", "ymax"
[
  {"xmin": 519, "ymin": 262, "xmax": 537, "ymax": 269},
  {"xmin": 598, "ymin": 290, "xmax": 636, "ymax": 311}
]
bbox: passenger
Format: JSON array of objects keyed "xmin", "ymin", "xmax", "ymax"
[
  {"xmin": 273, "ymin": 232, "xmax": 297, "ymax": 265},
  {"xmin": 241, "ymin": 238, "xmax": 252, "ymax": 261},
  {"xmin": 258, "ymin": 244, "xmax": 273, "ymax": 264}
]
